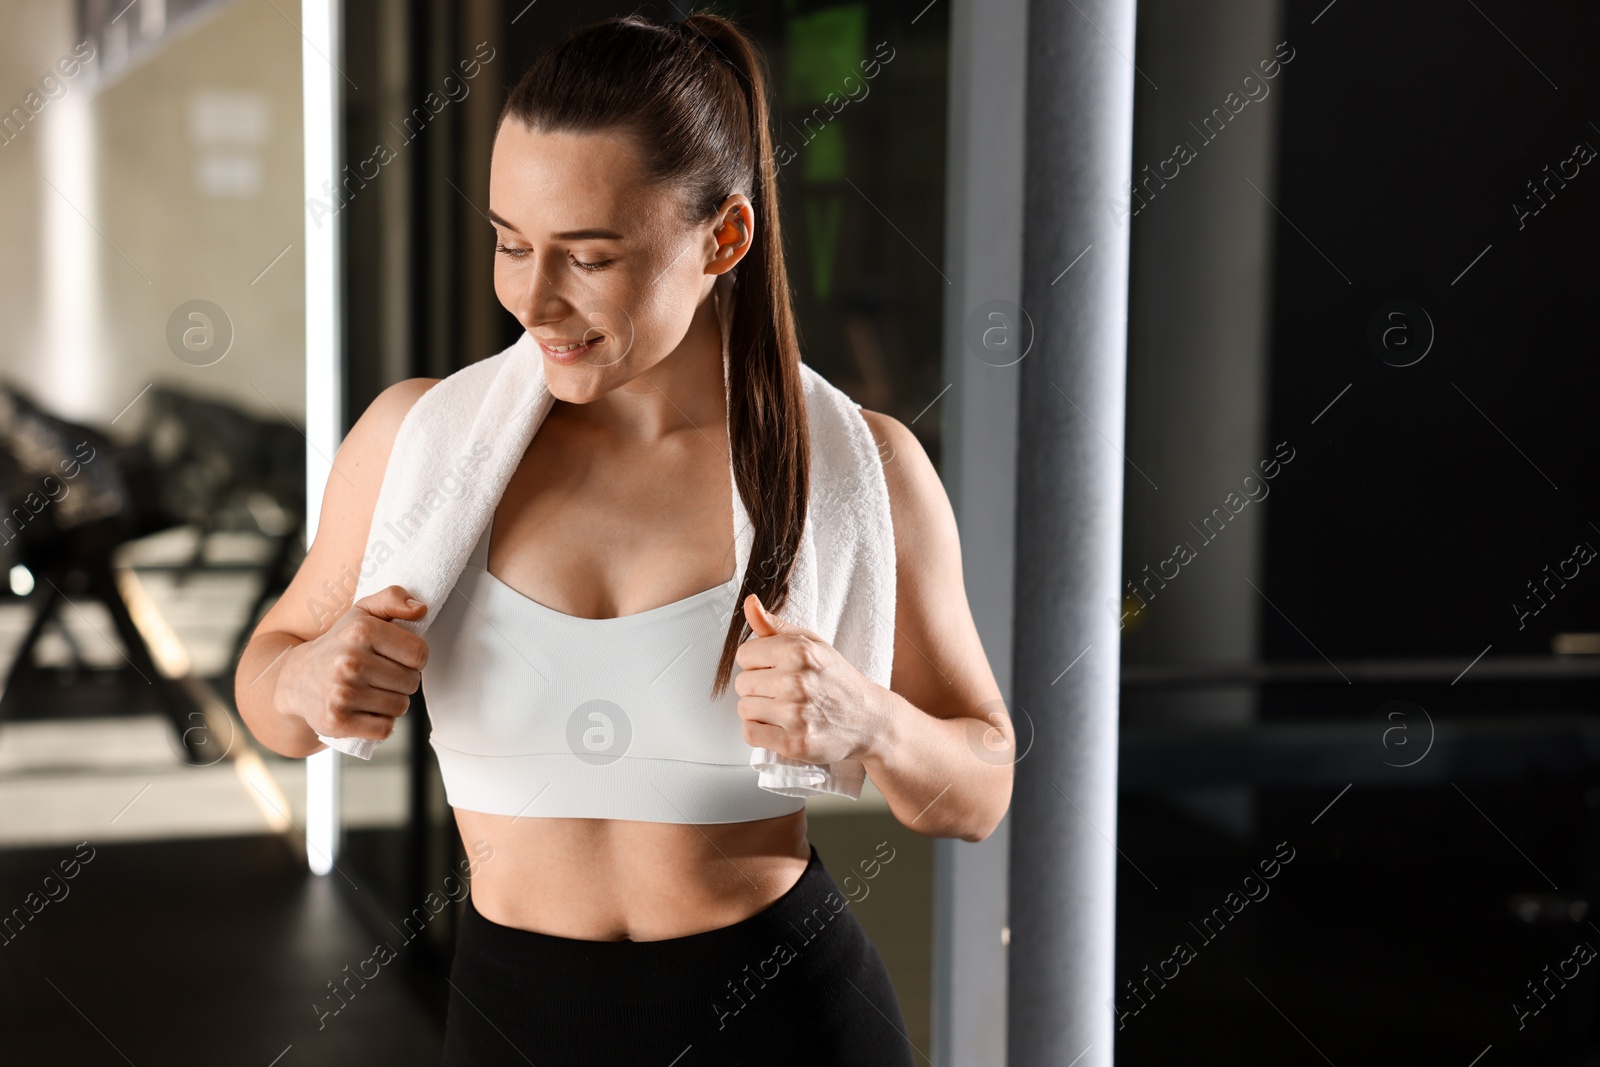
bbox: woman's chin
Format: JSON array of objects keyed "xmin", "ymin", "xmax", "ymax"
[{"xmin": 543, "ymin": 365, "xmax": 612, "ymax": 404}]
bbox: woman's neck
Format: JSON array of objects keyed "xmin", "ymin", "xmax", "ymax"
[{"xmin": 560, "ymin": 287, "xmax": 729, "ymax": 444}]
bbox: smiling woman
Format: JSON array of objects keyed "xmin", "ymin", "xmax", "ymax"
[{"xmin": 234, "ymin": 9, "xmax": 1008, "ymax": 1066}]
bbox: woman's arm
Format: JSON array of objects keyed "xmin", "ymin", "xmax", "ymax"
[
  {"xmin": 233, "ymin": 377, "xmax": 440, "ymax": 758},
  {"xmin": 853, "ymin": 409, "xmax": 1013, "ymax": 843}
]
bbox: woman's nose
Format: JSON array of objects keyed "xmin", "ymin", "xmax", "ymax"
[{"xmin": 516, "ymin": 256, "xmax": 569, "ymax": 328}]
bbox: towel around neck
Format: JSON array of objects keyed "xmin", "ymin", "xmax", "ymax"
[{"xmin": 313, "ymin": 271, "xmax": 896, "ymax": 802}]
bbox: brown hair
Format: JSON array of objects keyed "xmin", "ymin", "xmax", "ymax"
[{"xmin": 497, "ymin": 11, "xmax": 808, "ymax": 698}]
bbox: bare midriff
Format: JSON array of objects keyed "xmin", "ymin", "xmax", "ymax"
[
  {"xmin": 454, "ymin": 807, "xmax": 811, "ymax": 942},
  {"xmin": 454, "ymin": 388, "xmax": 821, "ymax": 942}
]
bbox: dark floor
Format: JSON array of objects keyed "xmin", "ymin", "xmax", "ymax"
[{"xmin": 0, "ymin": 834, "xmax": 446, "ymax": 1066}]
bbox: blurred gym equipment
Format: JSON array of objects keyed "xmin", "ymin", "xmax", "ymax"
[{"xmin": 0, "ymin": 382, "xmax": 304, "ymax": 765}]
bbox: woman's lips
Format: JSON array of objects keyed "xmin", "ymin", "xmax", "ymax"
[{"xmin": 538, "ymin": 336, "xmax": 604, "ymax": 364}]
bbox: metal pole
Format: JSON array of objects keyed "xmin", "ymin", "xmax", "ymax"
[{"xmin": 1007, "ymin": 0, "xmax": 1137, "ymax": 1062}]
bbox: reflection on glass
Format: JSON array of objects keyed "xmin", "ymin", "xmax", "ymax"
[{"xmin": 0, "ymin": 0, "xmax": 307, "ymax": 850}]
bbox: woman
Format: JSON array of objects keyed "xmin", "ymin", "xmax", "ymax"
[{"xmin": 236, "ymin": 11, "xmax": 1011, "ymax": 1066}]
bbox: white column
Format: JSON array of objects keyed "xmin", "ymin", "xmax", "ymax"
[
  {"xmin": 934, "ymin": 0, "xmax": 1028, "ymax": 1064},
  {"xmin": 301, "ymin": 0, "xmax": 344, "ymax": 876}
]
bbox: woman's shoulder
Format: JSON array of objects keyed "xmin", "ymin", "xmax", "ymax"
[
  {"xmin": 350, "ymin": 377, "xmax": 444, "ymax": 453},
  {"xmin": 855, "ymin": 407, "xmax": 951, "ymax": 566},
  {"xmin": 853, "ymin": 408, "xmax": 906, "ymax": 466},
  {"xmin": 375, "ymin": 376, "xmax": 445, "ymax": 413},
  {"xmin": 330, "ymin": 377, "xmax": 445, "ymax": 494},
  {"xmin": 855, "ymin": 407, "xmax": 931, "ymax": 489},
  {"xmin": 366, "ymin": 339, "xmax": 525, "ymax": 429}
]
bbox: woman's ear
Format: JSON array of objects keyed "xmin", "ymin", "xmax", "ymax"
[
  {"xmin": 716, "ymin": 215, "xmax": 746, "ymax": 246},
  {"xmin": 717, "ymin": 197, "xmax": 749, "ymax": 241},
  {"xmin": 710, "ymin": 196, "xmax": 754, "ymax": 273}
]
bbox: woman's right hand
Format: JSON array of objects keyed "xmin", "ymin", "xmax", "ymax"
[{"xmin": 274, "ymin": 586, "xmax": 432, "ymax": 744}]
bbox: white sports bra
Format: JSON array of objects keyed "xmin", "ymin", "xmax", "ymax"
[{"xmin": 421, "ymin": 517, "xmax": 809, "ymax": 824}]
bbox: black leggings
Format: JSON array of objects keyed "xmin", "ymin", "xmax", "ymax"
[{"xmin": 441, "ymin": 842, "xmax": 915, "ymax": 1066}]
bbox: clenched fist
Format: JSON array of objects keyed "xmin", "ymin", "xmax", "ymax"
[{"xmin": 274, "ymin": 586, "xmax": 431, "ymax": 744}]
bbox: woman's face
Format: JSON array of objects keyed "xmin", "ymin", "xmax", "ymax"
[{"xmin": 487, "ymin": 120, "xmax": 748, "ymax": 402}]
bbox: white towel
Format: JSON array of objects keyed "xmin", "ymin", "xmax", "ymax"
[{"xmin": 314, "ymin": 271, "xmax": 896, "ymax": 803}]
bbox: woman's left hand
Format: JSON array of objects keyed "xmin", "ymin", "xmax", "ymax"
[{"xmin": 733, "ymin": 593, "xmax": 891, "ymax": 764}]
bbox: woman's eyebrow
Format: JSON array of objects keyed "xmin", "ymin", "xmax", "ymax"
[
  {"xmin": 486, "ymin": 209, "xmax": 624, "ymax": 241},
  {"xmin": 553, "ymin": 227, "xmax": 626, "ymax": 240}
]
